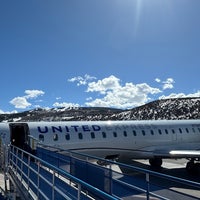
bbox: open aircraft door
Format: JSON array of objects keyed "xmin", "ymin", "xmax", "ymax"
[{"xmin": 9, "ymin": 123, "xmax": 30, "ymax": 150}]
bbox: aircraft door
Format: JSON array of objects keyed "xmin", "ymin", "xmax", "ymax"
[{"xmin": 10, "ymin": 123, "xmax": 30, "ymax": 150}]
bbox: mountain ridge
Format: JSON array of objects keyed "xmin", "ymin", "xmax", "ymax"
[{"xmin": 1, "ymin": 97, "xmax": 200, "ymax": 122}]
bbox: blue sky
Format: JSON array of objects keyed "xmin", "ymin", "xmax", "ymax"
[{"xmin": 1, "ymin": 0, "xmax": 200, "ymax": 113}]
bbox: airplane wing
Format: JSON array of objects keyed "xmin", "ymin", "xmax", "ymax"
[
  {"xmin": 149, "ymin": 149, "xmax": 200, "ymax": 159},
  {"xmin": 169, "ymin": 150, "xmax": 200, "ymax": 158}
]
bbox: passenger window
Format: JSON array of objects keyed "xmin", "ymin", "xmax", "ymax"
[
  {"xmin": 198, "ymin": 128, "xmax": 200, "ymax": 133},
  {"xmin": 142, "ymin": 130, "xmax": 145, "ymax": 136},
  {"xmin": 150, "ymin": 130, "xmax": 154, "ymax": 135},
  {"xmin": 113, "ymin": 132, "xmax": 117, "ymax": 137},
  {"xmin": 39, "ymin": 134, "xmax": 44, "ymax": 142},
  {"xmin": 65, "ymin": 134, "xmax": 70, "ymax": 140},
  {"xmin": 78, "ymin": 133, "xmax": 83, "ymax": 139},
  {"xmin": 185, "ymin": 128, "xmax": 189, "ymax": 133},
  {"xmin": 165, "ymin": 129, "xmax": 168, "ymax": 134},
  {"xmin": 133, "ymin": 130, "xmax": 137, "ymax": 136},
  {"xmin": 158, "ymin": 129, "xmax": 162, "ymax": 135},
  {"xmin": 91, "ymin": 132, "xmax": 95, "ymax": 139},
  {"xmin": 172, "ymin": 129, "xmax": 175, "ymax": 134},
  {"xmin": 192, "ymin": 128, "xmax": 195, "ymax": 133},
  {"xmin": 123, "ymin": 131, "xmax": 127, "ymax": 137},
  {"xmin": 102, "ymin": 132, "xmax": 106, "ymax": 138},
  {"xmin": 53, "ymin": 134, "xmax": 58, "ymax": 141},
  {"xmin": 179, "ymin": 128, "xmax": 182, "ymax": 133}
]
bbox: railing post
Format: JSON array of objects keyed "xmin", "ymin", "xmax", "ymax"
[
  {"xmin": 52, "ymin": 171, "xmax": 55, "ymax": 200},
  {"xmin": 146, "ymin": 172, "xmax": 150, "ymax": 200},
  {"xmin": 77, "ymin": 183, "xmax": 81, "ymax": 200},
  {"xmin": 27, "ymin": 155, "xmax": 30, "ymax": 192},
  {"xmin": 15, "ymin": 148, "xmax": 18, "ymax": 173},
  {"xmin": 37, "ymin": 161, "xmax": 40, "ymax": 199},
  {"xmin": 109, "ymin": 163, "xmax": 112, "ymax": 195},
  {"xmin": 20, "ymin": 151, "xmax": 23, "ymax": 181}
]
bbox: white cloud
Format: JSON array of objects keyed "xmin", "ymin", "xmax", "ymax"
[
  {"xmin": 0, "ymin": 109, "xmax": 18, "ymax": 114},
  {"xmin": 87, "ymin": 75, "xmax": 120, "ymax": 94},
  {"xmin": 159, "ymin": 91, "xmax": 200, "ymax": 99},
  {"xmin": 53, "ymin": 102, "xmax": 80, "ymax": 108},
  {"xmin": 10, "ymin": 97, "xmax": 31, "ymax": 109},
  {"xmin": 10, "ymin": 89, "xmax": 45, "ymax": 109},
  {"xmin": 7, "ymin": 75, "xmax": 199, "ymax": 111},
  {"xmin": 68, "ymin": 74, "xmax": 97, "ymax": 86},
  {"xmin": 155, "ymin": 78, "xmax": 161, "ymax": 83},
  {"xmin": 162, "ymin": 78, "xmax": 175, "ymax": 90},
  {"xmin": 85, "ymin": 75, "xmax": 161, "ymax": 109},
  {"xmin": 24, "ymin": 90, "xmax": 45, "ymax": 99},
  {"xmin": 155, "ymin": 77, "xmax": 175, "ymax": 90}
]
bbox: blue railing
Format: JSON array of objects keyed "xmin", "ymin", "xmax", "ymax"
[
  {"xmin": 36, "ymin": 145, "xmax": 200, "ymax": 200},
  {"xmin": 8, "ymin": 145, "xmax": 118, "ymax": 200}
]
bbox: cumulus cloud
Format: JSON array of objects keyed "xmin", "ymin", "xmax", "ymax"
[
  {"xmin": 162, "ymin": 78, "xmax": 175, "ymax": 90},
  {"xmin": 0, "ymin": 109, "xmax": 17, "ymax": 114},
  {"xmin": 68, "ymin": 74, "xmax": 97, "ymax": 86},
  {"xmin": 155, "ymin": 77, "xmax": 175, "ymax": 90},
  {"xmin": 10, "ymin": 97, "xmax": 31, "ymax": 109},
  {"xmin": 85, "ymin": 75, "xmax": 161, "ymax": 109},
  {"xmin": 53, "ymin": 102, "xmax": 80, "ymax": 108},
  {"xmin": 159, "ymin": 91, "xmax": 200, "ymax": 99},
  {"xmin": 87, "ymin": 75, "xmax": 120, "ymax": 94},
  {"xmin": 5, "ymin": 74, "xmax": 200, "ymax": 111},
  {"xmin": 155, "ymin": 78, "xmax": 161, "ymax": 83},
  {"xmin": 10, "ymin": 89, "xmax": 45, "ymax": 109},
  {"xmin": 24, "ymin": 90, "xmax": 45, "ymax": 99}
]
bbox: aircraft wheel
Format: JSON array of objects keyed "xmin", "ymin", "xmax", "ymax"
[
  {"xmin": 194, "ymin": 163, "xmax": 200, "ymax": 174},
  {"xmin": 149, "ymin": 158, "xmax": 162, "ymax": 169},
  {"xmin": 195, "ymin": 163, "xmax": 200, "ymax": 174},
  {"xmin": 186, "ymin": 161, "xmax": 195, "ymax": 173}
]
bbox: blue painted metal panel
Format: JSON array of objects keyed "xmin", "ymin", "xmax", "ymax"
[{"xmin": 9, "ymin": 146, "xmax": 117, "ymax": 200}]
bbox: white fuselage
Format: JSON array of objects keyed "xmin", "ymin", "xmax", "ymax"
[{"xmin": 1, "ymin": 119, "xmax": 200, "ymax": 161}]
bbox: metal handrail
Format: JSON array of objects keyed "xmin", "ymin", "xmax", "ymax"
[
  {"xmin": 9, "ymin": 145, "xmax": 118, "ymax": 200},
  {"xmin": 37, "ymin": 144, "xmax": 200, "ymax": 200}
]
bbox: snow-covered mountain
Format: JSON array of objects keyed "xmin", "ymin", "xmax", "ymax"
[{"xmin": 1, "ymin": 97, "xmax": 200, "ymax": 122}]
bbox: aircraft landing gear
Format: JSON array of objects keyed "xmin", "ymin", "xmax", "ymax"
[
  {"xmin": 149, "ymin": 158, "xmax": 162, "ymax": 169},
  {"xmin": 186, "ymin": 159, "xmax": 200, "ymax": 174}
]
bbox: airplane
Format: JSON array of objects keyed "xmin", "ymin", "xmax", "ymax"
[{"xmin": 0, "ymin": 119, "xmax": 200, "ymax": 173}]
